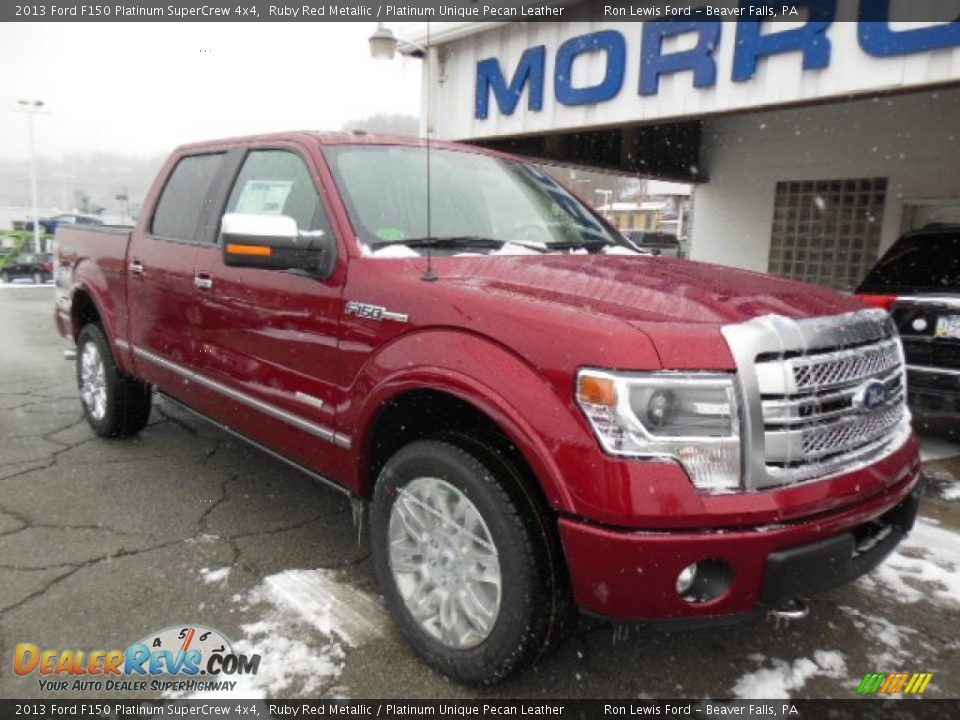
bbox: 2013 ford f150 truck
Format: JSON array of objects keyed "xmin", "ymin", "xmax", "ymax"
[{"xmin": 55, "ymin": 132, "xmax": 922, "ymax": 684}]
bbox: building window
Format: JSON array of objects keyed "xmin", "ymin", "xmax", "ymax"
[{"xmin": 768, "ymin": 177, "xmax": 887, "ymax": 290}]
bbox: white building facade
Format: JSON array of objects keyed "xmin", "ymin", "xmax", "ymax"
[{"xmin": 406, "ymin": 3, "xmax": 960, "ymax": 289}]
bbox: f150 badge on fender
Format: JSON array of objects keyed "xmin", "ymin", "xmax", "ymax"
[{"xmin": 345, "ymin": 301, "xmax": 409, "ymax": 323}]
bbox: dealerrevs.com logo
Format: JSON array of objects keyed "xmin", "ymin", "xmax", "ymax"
[{"xmin": 13, "ymin": 624, "xmax": 260, "ymax": 693}]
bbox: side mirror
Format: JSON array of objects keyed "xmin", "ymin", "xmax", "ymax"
[{"xmin": 220, "ymin": 213, "xmax": 334, "ymax": 277}]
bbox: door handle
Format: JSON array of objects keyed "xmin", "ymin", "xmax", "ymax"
[
  {"xmin": 194, "ymin": 273, "xmax": 214, "ymax": 290},
  {"xmin": 130, "ymin": 260, "xmax": 144, "ymax": 275}
]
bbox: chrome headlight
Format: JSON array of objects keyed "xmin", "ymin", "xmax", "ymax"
[{"xmin": 576, "ymin": 369, "xmax": 742, "ymax": 492}]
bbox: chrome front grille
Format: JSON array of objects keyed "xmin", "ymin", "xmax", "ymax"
[
  {"xmin": 722, "ymin": 309, "xmax": 912, "ymax": 489},
  {"xmin": 800, "ymin": 404, "xmax": 902, "ymax": 456},
  {"xmin": 791, "ymin": 341, "xmax": 901, "ymax": 391}
]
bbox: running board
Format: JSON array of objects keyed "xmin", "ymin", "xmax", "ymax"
[{"xmin": 156, "ymin": 391, "xmax": 354, "ymax": 500}]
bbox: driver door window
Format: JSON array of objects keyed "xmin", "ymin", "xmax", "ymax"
[{"xmin": 224, "ymin": 150, "xmax": 329, "ymax": 233}]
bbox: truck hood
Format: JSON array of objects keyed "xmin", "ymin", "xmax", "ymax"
[
  {"xmin": 437, "ymin": 254, "xmax": 865, "ymax": 370},
  {"xmin": 440, "ymin": 254, "xmax": 863, "ymax": 326}
]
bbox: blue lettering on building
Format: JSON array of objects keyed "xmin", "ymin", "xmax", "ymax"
[
  {"xmin": 858, "ymin": 0, "xmax": 960, "ymax": 57},
  {"xmin": 555, "ymin": 30, "xmax": 626, "ymax": 106},
  {"xmin": 640, "ymin": 21, "xmax": 721, "ymax": 96},
  {"xmin": 732, "ymin": 0, "xmax": 836, "ymax": 82},
  {"xmin": 474, "ymin": 2, "xmax": 960, "ymax": 120},
  {"xmin": 475, "ymin": 45, "xmax": 545, "ymax": 119}
]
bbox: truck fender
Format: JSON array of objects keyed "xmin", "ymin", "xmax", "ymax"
[
  {"xmin": 68, "ymin": 260, "xmax": 131, "ymax": 374},
  {"xmin": 347, "ymin": 329, "xmax": 588, "ymax": 514}
]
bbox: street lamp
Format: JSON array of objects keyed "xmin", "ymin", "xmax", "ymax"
[
  {"xmin": 595, "ymin": 187, "xmax": 613, "ymax": 208},
  {"xmin": 368, "ymin": 23, "xmax": 425, "ymax": 59},
  {"xmin": 14, "ymin": 99, "xmax": 46, "ymax": 254}
]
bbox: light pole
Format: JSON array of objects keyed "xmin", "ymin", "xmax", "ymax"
[
  {"xmin": 14, "ymin": 99, "xmax": 46, "ymax": 254},
  {"xmin": 595, "ymin": 188, "xmax": 614, "ymax": 220}
]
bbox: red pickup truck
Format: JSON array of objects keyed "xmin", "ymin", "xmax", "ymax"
[{"xmin": 55, "ymin": 132, "xmax": 922, "ymax": 684}]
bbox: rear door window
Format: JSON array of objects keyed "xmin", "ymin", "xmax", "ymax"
[{"xmin": 151, "ymin": 153, "xmax": 225, "ymax": 242}]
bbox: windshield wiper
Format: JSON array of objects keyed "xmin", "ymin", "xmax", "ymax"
[
  {"xmin": 546, "ymin": 238, "xmax": 617, "ymax": 251},
  {"xmin": 374, "ymin": 236, "xmax": 548, "ymax": 253}
]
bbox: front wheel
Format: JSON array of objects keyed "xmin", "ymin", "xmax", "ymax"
[
  {"xmin": 371, "ymin": 438, "xmax": 568, "ymax": 685},
  {"xmin": 76, "ymin": 324, "xmax": 152, "ymax": 437}
]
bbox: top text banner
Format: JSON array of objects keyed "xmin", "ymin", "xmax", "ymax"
[{"xmin": 6, "ymin": 0, "xmax": 960, "ymax": 22}]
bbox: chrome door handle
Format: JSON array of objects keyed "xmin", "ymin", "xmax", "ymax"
[
  {"xmin": 194, "ymin": 274, "xmax": 214, "ymax": 290},
  {"xmin": 130, "ymin": 260, "xmax": 144, "ymax": 275}
]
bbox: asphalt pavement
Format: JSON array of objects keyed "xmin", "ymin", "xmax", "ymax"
[{"xmin": 1, "ymin": 285, "xmax": 958, "ymax": 700}]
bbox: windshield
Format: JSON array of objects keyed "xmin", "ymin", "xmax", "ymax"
[
  {"xmin": 323, "ymin": 145, "xmax": 628, "ymax": 256},
  {"xmin": 858, "ymin": 229, "xmax": 960, "ymax": 293}
]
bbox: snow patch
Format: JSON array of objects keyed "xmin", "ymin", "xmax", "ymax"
[
  {"xmin": 491, "ymin": 242, "xmax": 543, "ymax": 256},
  {"xmin": 732, "ymin": 651, "xmax": 846, "ymax": 699},
  {"xmin": 371, "ymin": 244, "xmax": 418, "ymax": 258},
  {"xmin": 602, "ymin": 245, "xmax": 641, "ymax": 255},
  {"xmin": 839, "ymin": 606, "xmax": 920, "ymax": 666},
  {"xmin": 172, "ymin": 569, "xmax": 384, "ymax": 699},
  {"xmin": 941, "ymin": 484, "xmax": 960, "ymax": 501},
  {"xmin": 199, "ymin": 567, "xmax": 231, "ymax": 585},
  {"xmin": 858, "ymin": 519, "xmax": 960, "ymax": 606},
  {"xmin": 260, "ymin": 569, "xmax": 385, "ymax": 645}
]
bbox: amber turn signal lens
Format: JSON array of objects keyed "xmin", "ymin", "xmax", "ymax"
[
  {"xmin": 226, "ymin": 243, "xmax": 272, "ymax": 257},
  {"xmin": 577, "ymin": 375, "xmax": 617, "ymax": 407}
]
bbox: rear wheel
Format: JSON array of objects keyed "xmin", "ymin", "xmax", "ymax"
[
  {"xmin": 76, "ymin": 324, "xmax": 152, "ymax": 437},
  {"xmin": 371, "ymin": 437, "xmax": 568, "ymax": 685}
]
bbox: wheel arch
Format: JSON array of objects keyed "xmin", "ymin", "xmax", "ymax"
[
  {"xmin": 356, "ymin": 377, "xmax": 577, "ymax": 517},
  {"xmin": 70, "ymin": 288, "xmax": 103, "ymax": 339},
  {"xmin": 69, "ymin": 285, "xmax": 132, "ymax": 374}
]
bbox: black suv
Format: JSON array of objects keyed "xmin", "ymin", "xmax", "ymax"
[
  {"xmin": 856, "ymin": 224, "xmax": 960, "ymax": 418},
  {"xmin": 0, "ymin": 253, "xmax": 54, "ymax": 284}
]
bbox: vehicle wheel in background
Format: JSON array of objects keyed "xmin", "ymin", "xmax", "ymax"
[
  {"xmin": 76, "ymin": 324, "xmax": 152, "ymax": 437},
  {"xmin": 370, "ymin": 438, "xmax": 569, "ymax": 685}
]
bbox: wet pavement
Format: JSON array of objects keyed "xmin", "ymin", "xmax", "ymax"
[{"xmin": 1, "ymin": 286, "xmax": 958, "ymax": 700}]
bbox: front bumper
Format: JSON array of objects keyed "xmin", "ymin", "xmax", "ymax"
[{"xmin": 559, "ymin": 468, "xmax": 921, "ymax": 621}]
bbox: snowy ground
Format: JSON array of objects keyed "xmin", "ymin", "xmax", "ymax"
[
  {"xmin": 0, "ymin": 281, "xmax": 55, "ymax": 288},
  {"xmin": 2, "ymin": 287, "xmax": 958, "ymax": 701}
]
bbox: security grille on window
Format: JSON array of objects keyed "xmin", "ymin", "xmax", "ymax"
[{"xmin": 768, "ymin": 178, "xmax": 887, "ymax": 290}]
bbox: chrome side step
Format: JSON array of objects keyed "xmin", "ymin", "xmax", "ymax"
[{"xmin": 156, "ymin": 391, "xmax": 354, "ymax": 499}]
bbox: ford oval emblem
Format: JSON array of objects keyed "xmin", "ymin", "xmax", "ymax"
[{"xmin": 853, "ymin": 380, "xmax": 888, "ymax": 413}]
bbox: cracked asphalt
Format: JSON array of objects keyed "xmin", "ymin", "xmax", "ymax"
[{"xmin": 1, "ymin": 286, "xmax": 958, "ymax": 700}]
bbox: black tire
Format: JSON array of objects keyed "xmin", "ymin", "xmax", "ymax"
[
  {"xmin": 76, "ymin": 324, "xmax": 152, "ymax": 437},
  {"xmin": 371, "ymin": 437, "xmax": 569, "ymax": 685}
]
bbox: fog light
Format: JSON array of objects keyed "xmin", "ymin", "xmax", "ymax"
[
  {"xmin": 676, "ymin": 564, "xmax": 697, "ymax": 595},
  {"xmin": 676, "ymin": 559, "xmax": 734, "ymax": 604}
]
